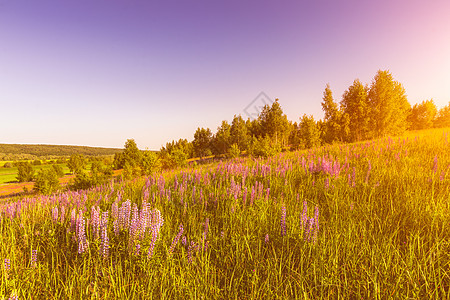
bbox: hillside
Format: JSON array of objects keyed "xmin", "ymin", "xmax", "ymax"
[{"xmin": 0, "ymin": 143, "xmax": 122, "ymax": 159}]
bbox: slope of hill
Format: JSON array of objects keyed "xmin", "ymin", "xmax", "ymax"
[{"xmin": 0, "ymin": 143, "xmax": 122, "ymax": 159}]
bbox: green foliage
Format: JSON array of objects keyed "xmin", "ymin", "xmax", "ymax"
[
  {"xmin": 193, "ymin": 127, "xmax": 213, "ymax": 158},
  {"xmin": 321, "ymin": 84, "xmax": 342, "ymax": 143},
  {"xmin": 434, "ymin": 101, "xmax": 450, "ymax": 128},
  {"xmin": 340, "ymin": 79, "xmax": 371, "ymax": 142},
  {"xmin": 249, "ymin": 135, "xmax": 281, "ymax": 158},
  {"xmin": 298, "ymin": 114, "xmax": 321, "ymax": 149},
  {"xmin": 2, "ymin": 162, "xmax": 13, "ymax": 168},
  {"xmin": 70, "ymin": 161, "xmax": 113, "ymax": 190},
  {"xmin": 67, "ymin": 154, "xmax": 87, "ymax": 175},
  {"xmin": 212, "ymin": 120, "xmax": 232, "ymax": 155},
  {"xmin": 123, "ymin": 139, "xmax": 142, "ymax": 167},
  {"xmin": 141, "ymin": 151, "xmax": 160, "ymax": 175},
  {"xmin": 408, "ymin": 99, "xmax": 437, "ymax": 130},
  {"xmin": 32, "ymin": 160, "xmax": 42, "ymax": 166},
  {"xmin": 16, "ymin": 161, "xmax": 34, "ymax": 182},
  {"xmin": 258, "ymin": 99, "xmax": 291, "ymax": 146},
  {"xmin": 227, "ymin": 143, "xmax": 241, "ymax": 158},
  {"xmin": 368, "ymin": 70, "xmax": 411, "ymax": 137},
  {"xmin": 230, "ymin": 115, "xmax": 250, "ymax": 151},
  {"xmin": 52, "ymin": 164, "xmax": 65, "ymax": 178},
  {"xmin": 33, "ymin": 168, "xmax": 60, "ymax": 195},
  {"xmin": 0, "ymin": 143, "xmax": 121, "ymax": 158}
]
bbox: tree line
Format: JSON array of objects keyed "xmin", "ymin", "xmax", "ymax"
[{"xmin": 149, "ymin": 69, "xmax": 450, "ymax": 165}]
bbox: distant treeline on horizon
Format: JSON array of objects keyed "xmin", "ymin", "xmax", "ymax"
[{"xmin": 0, "ymin": 144, "xmax": 122, "ymax": 161}]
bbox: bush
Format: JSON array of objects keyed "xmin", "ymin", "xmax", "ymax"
[
  {"xmin": 34, "ymin": 169, "xmax": 60, "ymax": 195},
  {"xmin": 16, "ymin": 162, "xmax": 35, "ymax": 182},
  {"xmin": 3, "ymin": 162, "xmax": 13, "ymax": 168},
  {"xmin": 33, "ymin": 160, "xmax": 42, "ymax": 165}
]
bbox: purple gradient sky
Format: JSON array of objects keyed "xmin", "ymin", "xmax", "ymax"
[{"xmin": 1, "ymin": 0, "xmax": 450, "ymax": 150}]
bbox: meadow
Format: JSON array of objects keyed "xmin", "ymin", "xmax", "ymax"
[{"xmin": 1, "ymin": 128, "xmax": 449, "ymax": 299}]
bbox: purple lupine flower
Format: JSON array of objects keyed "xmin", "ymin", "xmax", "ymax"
[
  {"xmin": 280, "ymin": 206, "xmax": 286, "ymax": 236},
  {"xmin": 52, "ymin": 207, "xmax": 58, "ymax": 223},
  {"xmin": 135, "ymin": 244, "xmax": 141, "ymax": 256},
  {"xmin": 182, "ymin": 236, "xmax": 187, "ymax": 246},
  {"xmin": 265, "ymin": 234, "xmax": 269, "ymax": 244},
  {"xmin": 129, "ymin": 203, "xmax": 139, "ymax": 240},
  {"xmin": 301, "ymin": 201, "xmax": 308, "ymax": 232},
  {"xmin": 433, "ymin": 155, "xmax": 438, "ymax": 173},
  {"xmin": 91, "ymin": 206, "xmax": 100, "ymax": 240},
  {"xmin": 31, "ymin": 249, "xmax": 37, "ymax": 267},
  {"xmin": 4, "ymin": 258, "xmax": 10, "ymax": 272},
  {"xmin": 187, "ymin": 241, "xmax": 196, "ymax": 263},
  {"xmin": 8, "ymin": 293, "xmax": 18, "ymax": 300},
  {"xmin": 77, "ymin": 215, "xmax": 89, "ymax": 254},
  {"xmin": 169, "ymin": 224, "xmax": 184, "ymax": 254},
  {"xmin": 324, "ymin": 177, "xmax": 330, "ymax": 189},
  {"xmin": 60, "ymin": 205, "xmax": 65, "ymax": 223}
]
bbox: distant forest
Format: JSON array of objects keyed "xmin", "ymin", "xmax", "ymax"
[{"xmin": 0, "ymin": 144, "xmax": 122, "ymax": 161}]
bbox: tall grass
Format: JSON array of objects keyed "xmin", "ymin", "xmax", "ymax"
[{"xmin": 1, "ymin": 128, "xmax": 449, "ymax": 299}]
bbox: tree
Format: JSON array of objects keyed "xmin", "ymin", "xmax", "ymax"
[
  {"xmin": 16, "ymin": 162, "xmax": 34, "ymax": 182},
  {"xmin": 193, "ymin": 127, "xmax": 213, "ymax": 158},
  {"xmin": 230, "ymin": 115, "xmax": 250, "ymax": 151},
  {"xmin": 288, "ymin": 122, "xmax": 302, "ymax": 150},
  {"xmin": 34, "ymin": 168, "xmax": 60, "ymax": 195},
  {"xmin": 123, "ymin": 139, "xmax": 142, "ymax": 167},
  {"xmin": 340, "ymin": 79, "xmax": 370, "ymax": 142},
  {"xmin": 408, "ymin": 100, "xmax": 437, "ymax": 130},
  {"xmin": 68, "ymin": 154, "xmax": 87, "ymax": 175},
  {"xmin": 298, "ymin": 114, "xmax": 321, "ymax": 149},
  {"xmin": 434, "ymin": 102, "xmax": 450, "ymax": 128},
  {"xmin": 258, "ymin": 99, "xmax": 291, "ymax": 146},
  {"xmin": 141, "ymin": 151, "xmax": 160, "ymax": 175},
  {"xmin": 368, "ymin": 70, "xmax": 411, "ymax": 137},
  {"xmin": 321, "ymin": 84, "xmax": 342, "ymax": 143},
  {"xmin": 212, "ymin": 120, "xmax": 232, "ymax": 155}
]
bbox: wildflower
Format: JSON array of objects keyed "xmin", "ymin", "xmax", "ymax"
[
  {"xmin": 280, "ymin": 206, "xmax": 287, "ymax": 236},
  {"xmin": 265, "ymin": 234, "xmax": 269, "ymax": 243},
  {"xmin": 52, "ymin": 207, "xmax": 58, "ymax": 223},
  {"xmin": 187, "ymin": 241, "xmax": 196, "ymax": 263},
  {"xmin": 169, "ymin": 224, "xmax": 184, "ymax": 255},
  {"xmin": 135, "ymin": 244, "xmax": 141, "ymax": 256},
  {"xmin": 301, "ymin": 201, "xmax": 308, "ymax": 232},
  {"xmin": 31, "ymin": 249, "xmax": 37, "ymax": 267},
  {"xmin": 4, "ymin": 258, "xmax": 10, "ymax": 272}
]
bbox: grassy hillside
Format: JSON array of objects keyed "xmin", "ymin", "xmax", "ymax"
[
  {"xmin": 0, "ymin": 128, "xmax": 449, "ymax": 298},
  {"xmin": 0, "ymin": 144, "xmax": 122, "ymax": 159}
]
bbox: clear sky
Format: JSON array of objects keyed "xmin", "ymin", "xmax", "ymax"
[{"xmin": 1, "ymin": 0, "xmax": 450, "ymax": 150}]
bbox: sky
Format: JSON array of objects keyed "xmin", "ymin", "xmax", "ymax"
[{"xmin": 1, "ymin": 0, "xmax": 450, "ymax": 150}]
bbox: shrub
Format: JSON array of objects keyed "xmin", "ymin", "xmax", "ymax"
[{"xmin": 34, "ymin": 168, "xmax": 60, "ymax": 195}]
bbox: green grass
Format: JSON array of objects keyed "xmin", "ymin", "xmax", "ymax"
[
  {"xmin": 1, "ymin": 128, "xmax": 449, "ymax": 299},
  {"xmin": 0, "ymin": 164, "xmax": 71, "ymax": 185}
]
